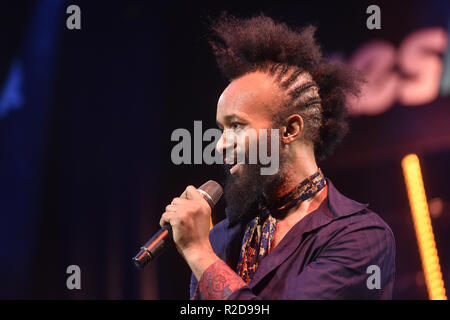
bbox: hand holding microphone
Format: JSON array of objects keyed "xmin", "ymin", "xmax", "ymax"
[
  {"xmin": 159, "ymin": 185, "xmax": 214, "ymax": 259},
  {"xmin": 133, "ymin": 180, "xmax": 222, "ymax": 268}
]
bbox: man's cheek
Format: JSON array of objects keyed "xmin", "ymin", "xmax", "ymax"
[
  {"xmin": 234, "ymin": 136, "xmax": 247, "ymax": 164},
  {"xmin": 236, "ymin": 129, "xmax": 259, "ymax": 164},
  {"xmin": 258, "ymin": 128, "xmax": 280, "ymax": 175}
]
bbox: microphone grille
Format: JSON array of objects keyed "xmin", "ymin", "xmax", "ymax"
[{"xmin": 198, "ymin": 180, "xmax": 223, "ymax": 208}]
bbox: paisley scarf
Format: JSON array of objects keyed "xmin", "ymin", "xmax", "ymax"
[{"xmin": 236, "ymin": 169, "xmax": 327, "ymax": 284}]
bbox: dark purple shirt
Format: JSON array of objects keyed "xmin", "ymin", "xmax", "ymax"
[{"xmin": 190, "ymin": 178, "xmax": 396, "ymax": 299}]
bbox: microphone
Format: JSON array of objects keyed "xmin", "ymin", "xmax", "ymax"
[{"xmin": 132, "ymin": 180, "xmax": 223, "ymax": 269}]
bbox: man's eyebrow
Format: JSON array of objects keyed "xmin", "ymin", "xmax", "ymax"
[{"xmin": 216, "ymin": 114, "xmax": 247, "ymax": 129}]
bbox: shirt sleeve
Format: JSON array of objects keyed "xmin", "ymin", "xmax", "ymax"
[
  {"xmin": 193, "ymin": 216, "xmax": 395, "ymax": 300},
  {"xmin": 191, "ymin": 259, "xmax": 248, "ymax": 300}
]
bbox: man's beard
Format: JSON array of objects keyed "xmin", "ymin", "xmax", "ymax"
[{"xmin": 223, "ymin": 149, "xmax": 287, "ymax": 224}]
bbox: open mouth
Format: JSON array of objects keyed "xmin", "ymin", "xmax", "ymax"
[{"xmin": 224, "ymin": 151, "xmax": 245, "ymax": 175}]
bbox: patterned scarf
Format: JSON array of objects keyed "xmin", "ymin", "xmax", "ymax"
[{"xmin": 236, "ymin": 169, "xmax": 327, "ymax": 284}]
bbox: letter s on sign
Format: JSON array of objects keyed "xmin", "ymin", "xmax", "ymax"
[
  {"xmin": 348, "ymin": 28, "xmax": 448, "ymax": 116},
  {"xmin": 348, "ymin": 41, "xmax": 398, "ymax": 116},
  {"xmin": 397, "ymin": 28, "xmax": 447, "ymax": 106}
]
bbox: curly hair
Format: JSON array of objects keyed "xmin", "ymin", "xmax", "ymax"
[{"xmin": 207, "ymin": 12, "xmax": 363, "ymax": 161}]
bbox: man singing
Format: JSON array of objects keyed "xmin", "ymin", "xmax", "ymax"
[{"xmin": 159, "ymin": 13, "xmax": 396, "ymax": 299}]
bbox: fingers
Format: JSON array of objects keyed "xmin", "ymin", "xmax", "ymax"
[
  {"xmin": 160, "ymin": 211, "xmax": 179, "ymax": 227},
  {"xmin": 170, "ymin": 197, "xmax": 208, "ymax": 215},
  {"xmin": 178, "ymin": 185, "xmax": 206, "ymax": 202},
  {"xmin": 180, "ymin": 189, "xmax": 188, "ymax": 199},
  {"xmin": 165, "ymin": 204, "xmax": 177, "ymax": 212},
  {"xmin": 185, "ymin": 185, "xmax": 204, "ymax": 201},
  {"xmin": 171, "ymin": 197, "xmax": 190, "ymax": 206},
  {"xmin": 159, "ymin": 211, "xmax": 171, "ymax": 227},
  {"xmin": 160, "ymin": 186, "xmax": 209, "ymax": 228}
]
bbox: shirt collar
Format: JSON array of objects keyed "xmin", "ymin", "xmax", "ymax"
[
  {"xmin": 325, "ymin": 178, "xmax": 369, "ymax": 219},
  {"xmin": 297, "ymin": 178, "xmax": 369, "ymax": 235}
]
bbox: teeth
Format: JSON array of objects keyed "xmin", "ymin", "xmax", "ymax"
[{"xmin": 230, "ymin": 163, "xmax": 241, "ymax": 175}]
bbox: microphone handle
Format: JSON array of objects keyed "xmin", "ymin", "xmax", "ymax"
[
  {"xmin": 133, "ymin": 224, "xmax": 173, "ymax": 268},
  {"xmin": 133, "ymin": 193, "xmax": 211, "ymax": 268},
  {"xmin": 133, "ymin": 180, "xmax": 222, "ymax": 269}
]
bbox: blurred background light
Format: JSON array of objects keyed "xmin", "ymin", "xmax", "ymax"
[{"xmin": 401, "ymin": 154, "xmax": 447, "ymax": 300}]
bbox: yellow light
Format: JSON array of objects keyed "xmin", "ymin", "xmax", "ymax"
[{"xmin": 401, "ymin": 154, "xmax": 447, "ymax": 300}]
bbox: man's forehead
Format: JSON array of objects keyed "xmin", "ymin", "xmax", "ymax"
[{"xmin": 217, "ymin": 72, "xmax": 285, "ymax": 121}]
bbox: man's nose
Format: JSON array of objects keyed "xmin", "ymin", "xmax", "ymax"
[{"xmin": 215, "ymin": 130, "xmax": 236, "ymax": 154}]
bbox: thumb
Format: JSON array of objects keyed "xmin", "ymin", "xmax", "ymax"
[{"xmin": 185, "ymin": 185, "xmax": 204, "ymax": 201}]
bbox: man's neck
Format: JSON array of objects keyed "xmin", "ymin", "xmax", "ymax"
[
  {"xmin": 263, "ymin": 149, "xmax": 319, "ymax": 204},
  {"xmin": 269, "ymin": 184, "xmax": 328, "ymax": 253}
]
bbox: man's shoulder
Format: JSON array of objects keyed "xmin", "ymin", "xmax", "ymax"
[
  {"xmin": 325, "ymin": 178, "xmax": 395, "ymax": 242},
  {"xmin": 323, "ymin": 206, "xmax": 396, "ymax": 250},
  {"xmin": 344, "ymin": 207, "xmax": 393, "ymax": 235}
]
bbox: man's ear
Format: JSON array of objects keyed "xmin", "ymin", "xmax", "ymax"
[{"xmin": 281, "ymin": 114, "xmax": 304, "ymax": 144}]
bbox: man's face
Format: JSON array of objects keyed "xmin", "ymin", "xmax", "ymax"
[{"xmin": 215, "ymin": 72, "xmax": 288, "ymax": 222}]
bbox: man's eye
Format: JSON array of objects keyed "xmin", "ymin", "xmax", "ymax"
[{"xmin": 230, "ymin": 122, "xmax": 242, "ymax": 130}]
